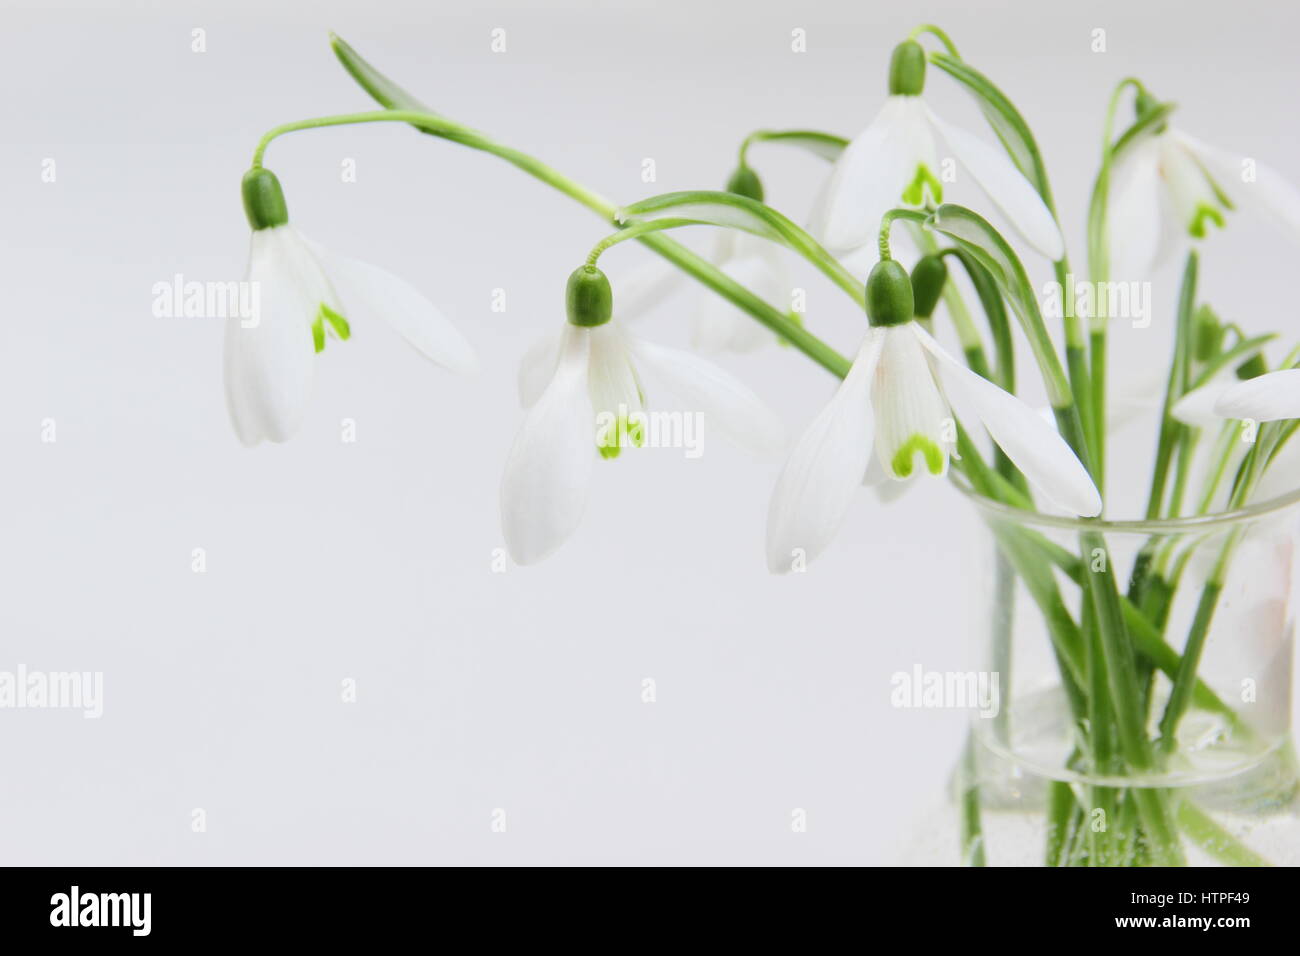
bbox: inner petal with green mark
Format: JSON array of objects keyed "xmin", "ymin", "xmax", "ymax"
[
  {"xmin": 1188, "ymin": 202, "xmax": 1227, "ymax": 240},
  {"xmin": 889, "ymin": 434, "xmax": 946, "ymax": 478},
  {"xmin": 901, "ymin": 163, "xmax": 943, "ymax": 207},
  {"xmin": 597, "ymin": 412, "xmax": 646, "ymax": 460},
  {"xmin": 871, "ymin": 325, "xmax": 952, "ymax": 480},
  {"xmin": 1160, "ymin": 141, "xmax": 1231, "ymax": 240},
  {"xmin": 586, "ymin": 326, "xmax": 646, "ymax": 459},
  {"xmin": 312, "ymin": 303, "xmax": 352, "ymax": 353}
]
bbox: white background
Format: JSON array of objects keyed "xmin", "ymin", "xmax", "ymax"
[{"xmin": 2, "ymin": 0, "xmax": 1298, "ymax": 864}]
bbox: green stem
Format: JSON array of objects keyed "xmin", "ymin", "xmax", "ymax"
[
  {"xmin": 960, "ymin": 736, "xmax": 987, "ymax": 866},
  {"xmin": 878, "ymin": 208, "xmax": 930, "ymax": 260},
  {"xmin": 270, "ymin": 100, "xmax": 852, "ymax": 378},
  {"xmin": 909, "ymin": 23, "xmax": 961, "ymax": 56},
  {"xmin": 1082, "ymin": 528, "xmax": 1185, "ymax": 865},
  {"xmin": 1145, "ymin": 252, "xmax": 1199, "ymax": 521},
  {"xmin": 1176, "ymin": 800, "xmax": 1272, "ymax": 866},
  {"xmin": 737, "ymin": 129, "xmax": 848, "ymax": 166}
]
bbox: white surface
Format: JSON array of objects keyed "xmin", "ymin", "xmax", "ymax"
[{"xmin": 1, "ymin": 0, "xmax": 1298, "ymax": 864}]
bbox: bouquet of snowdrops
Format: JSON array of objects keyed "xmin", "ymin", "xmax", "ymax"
[{"xmin": 228, "ymin": 27, "xmax": 1300, "ymax": 866}]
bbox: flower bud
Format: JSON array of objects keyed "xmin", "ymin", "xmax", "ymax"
[
  {"xmin": 566, "ymin": 266, "xmax": 613, "ymax": 327},
  {"xmin": 726, "ymin": 165, "xmax": 765, "ymax": 202},
  {"xmin": 1134, "ymin": 86, "xmax": 1169, "ymax": 134},
  {"xmin": 888, "ymin": 40, "xmax": 926, "ymax": 96},
  {"xmin": 1193, "ymin": 305, "xmax": 1223, "ymax": 363},
  {"xmin": 865, "ymin": 259, "xmax": 915, "ymax": 327},
  {"xmin": 241, "ymin": 167, "xmax": 289, "ymax": 231},
  {"xmin": 1236, "ymin": 352, "xmax": 1268, "ymax": 381},
  {"xmin": 909, "ymin": 255, "xmax": 948, "ymax": 319}
]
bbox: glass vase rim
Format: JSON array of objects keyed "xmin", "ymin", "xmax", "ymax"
[{"xmin": 955, "ymin": 476, "xmax": 1300, "ymax": 534}]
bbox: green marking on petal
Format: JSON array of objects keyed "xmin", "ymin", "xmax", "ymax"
[
  {"xmin": 627, "ymin": 417, "xmax": 645, "ymax": 448},
  {"xmin": 320, "ymin": 303, "xmax": 352, "ymax": 341},
  {"xmin": 901, "ymin": 164, "xmax": 943, "ymax": 207},
  {"xmin": 596, "ymin": 413, "xmax": 645, "ymax": 459},
  {"xmin": 890, "ymin": 435, "xmax": 946, "ymax": 479},
  {"xmin": 1188, "ymin": 202, "xmax": 1227, "ymax": 239},
  {"xmin": 1189, "ymin": 154, "xmax": 1236, "ymax": 213},
  {"xmin": 311, "ymin": 316, "xmax": 326, "ymax": 353}
]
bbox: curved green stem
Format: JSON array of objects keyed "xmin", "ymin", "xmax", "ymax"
[
  {"xmin": 909, "ymin": 23, "xmax": 961, "ymax": 57},
  {"xmin": 738, "ymin": 129, "xmax": 848, "ymax": 166},
  {"xmin": 878, "ymin": 207, "xmax": 930, "ymax": 260},
  {"xmin": 314, "ymin": 49, "xmax": 851, "ymax": 376},
  {"xmin": 584, "ymin": 219, "xmax": 700, "ymax": 267},
  {"xmin": 616, "ymin": 190, "xmax": 866, "ymax": 307},
  {"xmin": 253, "ymin": 109, "xmax": 462, "ymax": 168}
]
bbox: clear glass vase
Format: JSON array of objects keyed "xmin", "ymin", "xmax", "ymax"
[{"xmin": 927, "ymin": 486, "xmax": 1300, "ymax": 866}]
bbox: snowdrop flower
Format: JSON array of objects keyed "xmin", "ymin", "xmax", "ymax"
[
  {"xmin": 1171, "ymin": 351, "xmax": 1270, "ymax": 428},
  {"xmin": 692, "ymin": 166, "xmax": 794, "ymax": 354},
  {"xmin": 1208, "ymin": 367, "xmax": 1300, "ymax": 424},
  {"xmin": 1109, "ymin": 91, "xmax": 1300, "ymax": 279},
  {"xmin": 502, "ymin": 265, "xmax": 784, "ymax": 565},
  {"xmin": 766, "ymin": 259, "xmax": 1100, "ymax": 572},
  {"xmin": 809, "ymin": 41, "xmax": 1063, "ymax": 260},
  {"xmin": 225, "ymin": 168, "xmax": 477, "ymax": 445}
]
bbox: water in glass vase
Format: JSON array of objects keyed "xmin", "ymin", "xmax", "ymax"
[{"xmin": 905, "ymin": 485, "xmax": 1300, "ymax": 866}]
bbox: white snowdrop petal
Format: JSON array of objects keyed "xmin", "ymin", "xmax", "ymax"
[
  {"xmin": 223, "ymin": 227, "xmax": 317, "ymax": 445},
  {"xmin": 517, "ymin": 334, "xmax": 560, "ymax": 407},
  {"xmin": 1160, "ymin": 137, "xmax": 1227, "ymax": 238},
  {"xmin": 871, "ymin": 325, "xmax": 951, "ymax": 480},
  {"xmin": 1177, "ymin": 130, "xmax": 1300, "ymax": 237},
  {"xmin": 692, "ymin": 248, "xmax": 787, "ymax": 354},
  {"xmin": 500, "ymin": 326, "xmax": 596, "ymax": 565},
  {"xmin": 1214, "ymin": 369, "xmax": 1300, "ymax": 422},
  {"xmin": 926, "ymin": 107, "xmax": 1064, "ymax": 260},
  {"xmin": 1107, "ymin": 137, "xmax": 1167, "ymax": 281},
  {"xmin": 1171, "ymin": 380, "xmax": 1235, "ymax": 428},
  {"xmin": 633, "ymin": 338, "xmax": 784, "ymax": 458},
  {"xmin": 765, "ymin": 331, "xmax": 883, "ymax": 572},
  {"xmin": 812, "ymin": 97, "xmax": 936, "ymax": 253},
  {"xmin": 315, "ymin": 242, "xmax": 478, "ymax": 373},
  {"xmin": 914, "ymin": 325, "xmax": 1102, "ymax": 516},
  {"xmin": 586, "ymin": 325, "xmax": 644, "ymax": 421}
]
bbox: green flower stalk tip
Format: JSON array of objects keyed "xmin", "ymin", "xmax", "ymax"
[
  {"xmin": 566, "ymin": 265, "xmax": 613, "ymax": 327},
  {"xmin": 910, "ymin": 255, "xmax": 948, "ymax": 319},
  {"xmin": 888, "ymin": 40, "xmax": 927, "ymax": 96},
  {"xmin": 241, "ymin": 167, "xmax": 289, "ymax": 231},
  {"xmin": 726, "ymin": 165, "xmax": 764, "ymax": 202},
  {"xmin": 865, "ymin": 259, "xmax": 915, "ymax": 327}
]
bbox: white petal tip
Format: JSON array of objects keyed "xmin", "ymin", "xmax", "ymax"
[
  {"xmin": 764, "ymin": 544, "xmax": 808, "ymax": 575},
  {"xmin": 1211, "ymin": 370, "xmax": 1300, "ymax": 422},
  {"xmin": 1076, "ymin": 491, "xmax": 1104, "ymax": 518},
  {"xmin": 1038, "ymin": 229, "xmax": 1066, "ymax": 263}
]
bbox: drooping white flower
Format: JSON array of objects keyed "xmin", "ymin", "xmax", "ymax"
[
  {"xmin": 1109, "ymin": 114, "xmax": 1300, "ymax": 279},
  {"xmin": 1172, "ymin": 364, "xmax": 1271, "ymax": 429},
  {"xmin": 766, "ymin": 260, "xmax": 1100, "ymax": 573},
  {"xmin": 1209, "ymin": 368, "xmax": 1300, "ymax": 424},
  {"xmin": 809, "ymin": 41, "xmax": 1063, "ymax": 260},
  {"xmin": 226, "ymin": 168, "xmax": 477, "ymax": 446},
  {"xmin": 502, "ymin": 266, "xmax": 784, "ymax": 565}
]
